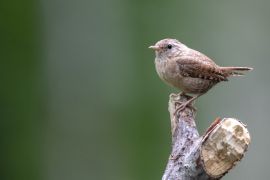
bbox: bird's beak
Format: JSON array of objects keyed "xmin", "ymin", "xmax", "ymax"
[{"xmin": 148, "ymin": 45, "xmax": 160, "ymax": 50}]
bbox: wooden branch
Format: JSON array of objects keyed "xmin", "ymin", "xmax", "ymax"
[{"xmin": 162, "ymin": 93, "xmax": 251, "ymax": 180}]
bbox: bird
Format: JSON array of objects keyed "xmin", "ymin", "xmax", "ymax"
[{"xmin": 149, "ymin": 38, "xmax": 253, "ymax": 114}]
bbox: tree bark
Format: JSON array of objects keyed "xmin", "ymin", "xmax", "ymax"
[{"xmin": 162, "ymin": 93, "xmax": 250, "ymax": 180}]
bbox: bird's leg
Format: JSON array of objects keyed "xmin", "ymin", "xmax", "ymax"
[
  {"xmin": 174, "ymin": 92, "xmax": 193, "ymax": 108},
  {"xmin": 174, "ymin": 94, "xmax": 203, "ymax": 116}
]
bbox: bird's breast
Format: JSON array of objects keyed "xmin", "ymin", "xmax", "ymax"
[{"xmin": 155, "ymin": 59, "xmax": 184, "ymax": 88}]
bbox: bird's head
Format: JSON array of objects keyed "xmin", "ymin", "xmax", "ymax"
[{"xmin": 149, "ymin": 38, "xmax": 187, "ymax": 59}]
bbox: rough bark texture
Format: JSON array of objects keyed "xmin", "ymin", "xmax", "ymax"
[{"xmin": 162, "ymin": 93, "xmax": 250, "ymax": 180}]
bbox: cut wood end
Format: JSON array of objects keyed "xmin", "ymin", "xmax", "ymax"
[{"xmin": 200, "ymin": 118, "xmax": 251, "ymax": 178}]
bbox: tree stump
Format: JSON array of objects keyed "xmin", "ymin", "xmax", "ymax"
[{"xmin": 162, "ymin": 93, "xmax": 251, "ymax": 180}]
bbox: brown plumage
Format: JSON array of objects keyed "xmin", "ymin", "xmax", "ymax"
[{"xmin": 149, "ymin": 38, "xmax": 253, "ymax": 113}]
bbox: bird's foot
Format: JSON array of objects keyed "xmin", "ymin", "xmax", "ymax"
[{"xmin": 174, "ymin": 101, "xmax": 197, "ymax": 116}]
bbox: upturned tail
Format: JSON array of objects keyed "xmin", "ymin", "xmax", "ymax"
[{"xmin": 221, "ymin": 66, "xmax": 253, "ymax": 76}]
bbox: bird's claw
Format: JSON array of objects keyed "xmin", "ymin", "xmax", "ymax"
[
  {"xmin": 174, "ymin": 102, "xmax": 196, "ymax": 116},
  {"xmin": 173, "ymin": 104, "xmax": 186, "ymax": 116}
]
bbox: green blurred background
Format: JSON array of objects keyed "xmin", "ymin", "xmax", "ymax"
[{"xmin": 1, "ymin": 0, "xmax": 270, "ymax": 179}]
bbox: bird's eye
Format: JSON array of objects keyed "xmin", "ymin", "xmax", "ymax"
[{"xmin": 167, "ymin": 44, "xmax": 172, "ymax": 49}]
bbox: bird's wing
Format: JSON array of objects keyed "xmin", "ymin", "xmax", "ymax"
[{"xmin": 175, "ymin": 50, "xmax": 228, "ymax": 81}]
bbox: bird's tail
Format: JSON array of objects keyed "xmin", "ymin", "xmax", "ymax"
[{"xmin": 220, "ymin": 67, "xmax": 253, "ymax": 76}]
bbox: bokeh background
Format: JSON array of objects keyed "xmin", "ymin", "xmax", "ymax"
[{"xmin": 2, "ymin": 0, "xmax": 270, "ymax": 179}]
